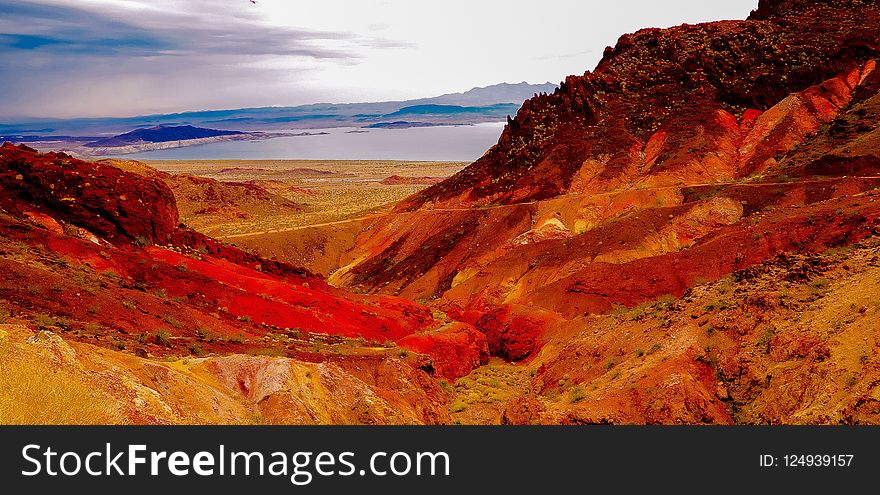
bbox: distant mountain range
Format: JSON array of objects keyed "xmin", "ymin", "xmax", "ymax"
[{"xmin": 0, "ymin": 82, "xmax": 557, "ymax": 137}]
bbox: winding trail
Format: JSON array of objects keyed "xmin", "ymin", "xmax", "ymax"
[{"xmin": 215, "ymin": 176, "xmax": 880, "ymax": 240}]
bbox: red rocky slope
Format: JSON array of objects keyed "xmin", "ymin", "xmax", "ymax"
[
  {"xmin": 398, "ymin": 0, "xmax": 880, "ymax": 210},
  {"xmin": 306, "ymin": 0, "xmax": 880, "ymax": 367},
  {"xmin": 0, "ymin": 144, "xmax": 488, "ymax": 383}
]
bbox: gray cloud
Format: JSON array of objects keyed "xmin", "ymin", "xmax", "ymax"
[
  {"xmin": 0, "ymin": 0, "xmax": 403, "ymax": 118},
  {"xmin": 0, "ymin": 0, "xmax": 368, "ymax": 57}
]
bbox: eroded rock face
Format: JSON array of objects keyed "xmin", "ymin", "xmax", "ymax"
[
  {"xmin": 472, "ymin": 306, "xmax": 563, "ymax": 362},
  {"xmin": 402, "ymin": 2, "xmax": 879, "ymax": 210},
  {"xmin": 498, "ymin": 240, "xmax": 880, "ymax": 425},
  {"xmin": 324, "ymin": 1, "xmax": 880, "ymax": 330},
  {"xmin": 396, "ymin": 323, "xmax": 490, "ymax": 380},
  {"xmin": 0, "ymin": 143, "xmax": 179, "ymax": 244},
  {"xmin": 202, "ymin": 355, "xmax": 434, "ymax": 424}
]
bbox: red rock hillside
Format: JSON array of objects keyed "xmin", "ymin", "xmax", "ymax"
[
  {"xmin": 214, "ymin": 0, "xmax": 880, "ymax": 424},
  {"xmin": 0, "ymin": 144, "xmax": 488, "ymax": 390},
  {"xmin": 5, "ymin": 0, "xmax": 880, "ymax": 425},
  {"xmin": 398, "ymin": 0, "xmax": 880, "ymax": 209},
  {"xmin": 316, "ymin": 0, "xmax": 880, "ymax": 354}
]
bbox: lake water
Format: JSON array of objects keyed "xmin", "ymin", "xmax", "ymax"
[{"xmin": 112, "ymin": 122, "xmax": 506, "ymax": 162}]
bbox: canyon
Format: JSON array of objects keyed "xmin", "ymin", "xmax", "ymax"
[{"xmin": 2, "ymin": 0, "xmax": 880, "ymax": 424}]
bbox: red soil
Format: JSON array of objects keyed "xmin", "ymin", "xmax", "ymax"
[
  {"xmin": 467, "ymin": 305, "xmax": 564, "ymax": 362},
  {"xmin": 396, "ymin": 323, "xmax": 489, "ymax": 379},
  {"xmin": 0, "ymin": 143, "xmax": 487, "ymax": 379}
]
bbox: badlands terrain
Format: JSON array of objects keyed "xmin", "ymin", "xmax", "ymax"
[{"xmin": 2, "ymin": 0, "xmax": 880, "ymax": 424}]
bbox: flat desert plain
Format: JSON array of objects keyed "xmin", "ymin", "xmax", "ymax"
[{"xmin": 146, "ymin": 160, "xmax": 467, "ymax": 237}]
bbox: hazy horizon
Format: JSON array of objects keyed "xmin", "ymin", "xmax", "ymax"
[
  {"xmin": 1, "ymin": 0, "xmax": 758, "ymax": 120},
  {"xmin": 1, "ymin": 81, "xmax": 554, "ymax": 123}
]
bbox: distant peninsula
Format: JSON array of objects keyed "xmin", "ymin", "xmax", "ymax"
[{"xmin": 79, "ymin": 125, "xmax": 262, "ymax": 156}]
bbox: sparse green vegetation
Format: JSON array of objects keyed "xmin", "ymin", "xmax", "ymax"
[
  {"xmin": 32, "ymin": 313, "xmax": 70, "ymax": 330},
  {"xmin": 568, "ymin": 385, "xmax": 587, "ymax": 403},
  {"xmin": 437, "ymin": 379, "xmax": 453, "ymax": 394},
  {"xmin": 82, "ymin": 322, "xmax": 102, "ymax": 336},
  {"xmin": 134, "ymin": 236, "xmax": 152, "ymax": 247},
  {"xmin": 62, "ymin": 223, "xmax": 81, "ymax": 237},
  {"xmin": 187, "ymin": 344, "xmax": 206, "ymax": 357},
  {"xmin": 154, "ymin": 329, "xmax": 172, "ymax": 346},
  {"xmin": 162, "ymin": 315, "xmax": 183, "ymax": 328},
  {"xmin": 195, "ymin": 327, "xmax": 215, "ymax": 342},
  {"xmin": 449, "ymin": 401, "xmax": 467, "ymax": 413},
  {"xmin": 612, "ymin": 295, "xmax": 678, "ymax": 321},
  {"xmin": 704, "ymin": 299, "xmax": 731, "ymax": 312},
  {"xmin": 246, "ymin": 347, "xmax": 286, "ymax": 357},
  {"xmin": 757, "ymin": 325, "xmax": 776, "ymax": 352},
  {"xmin": 654, "ymin": 294, "xmax": 677, "ymax": 308},
  {"xmin": 824, "ymin": 245, "xmax": 856, "ymax": 259},
  {"xmin": 450, "ymin": 363, "xmax": 532, "ymax": 418}
]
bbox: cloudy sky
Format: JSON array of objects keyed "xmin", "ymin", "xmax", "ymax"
[{"xmin": 0, "ymin": 0, "xmax": 758, "ymax": 119}]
